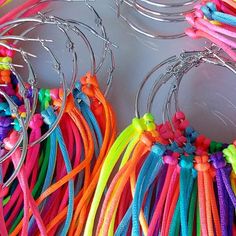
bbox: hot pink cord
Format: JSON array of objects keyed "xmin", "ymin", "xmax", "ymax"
[
  {"xmin": 186, "ymin": 27, "xmax": 236, "ymax": 60},
  {"xmin": 4, "ymin": 115, "xmax": 42, "ymax": 228},
  {"xmin": 4, "ymin": 131, "xmax": 47, "ymax": 236},
  {"xmin": 186, "ymin": 1, "xmax": 236, "ymax": 61},
  {"xmin": 147, "ymin": 165, "xmax": 176, "ymax": 236},
  {"xmin": 0, "ymin": 183, "xmax": 8, "ymax": 236},
  {"xmin": 161, "ymin": 168, "xmax": 180, "ymax": 235}
]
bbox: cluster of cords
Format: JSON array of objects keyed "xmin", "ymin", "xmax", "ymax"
[
  {"xmin": 186, "ymin": 0, "xmax": 236, "ymax": 61},
  {"xmin": 0, "ymin": 2, "xmax": 52, "ymax": 235},
  {"xmin": 0, "ymin": 1, "xmax": 117, "ymax": 236},
  {"xmin": 10, "ymin": 73, "xmax": 116, "ymax": 236},
  {"xmin": 85, "ymin": 50, "xmax": 236, "ymax": 236}
]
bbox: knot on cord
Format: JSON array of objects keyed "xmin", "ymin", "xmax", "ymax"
[
  {"xmin": 201, "ymin": 2, "xmax": 218, "ymax": 21},
  {"xmin": 29, "ymin": 114, "xmax": 43, "ymax": 130},
  {"xmin": 3, "ymin": 130, "xmax": 20, "ymax": 151},
  {"xmin": 172, "ymin": 111, "xmax": 190, "ymax": 131},
  {"xmin": 163, "ymin": 151, "xmax": 179, "ymax": 165},
  {"xmin": 223, "ymin": 144, "xmax": 236, "ymax": 173},
  {"xmin": 41, "ymin": 106, "xmax": 57, "ymax": 127},
  {"xmin": 81, "ymin": 72, "xmax": 99, "ymax": 97},
  {"xmin": 73, "ymin": 82, "xmax": 90, "ymax": 108},
  {"xmin": 132, "ymin": 113, "xmax": 156, "ymax": 134},
  {"xmin": 39, "ymin": 88, "xmax": 51, "ymax": 109},
  {"xmin": 210, "ymin": 152, "xmax": 226, "ymax": 169},
  {"xmin": 194, "ymin": 155, "xmax": 210, "ymax": 172}
]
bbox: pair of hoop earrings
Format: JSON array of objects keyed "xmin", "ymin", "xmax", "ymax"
[{"xmin": 86, "ymin": 46, "xmax": 236, "ymax": 236}]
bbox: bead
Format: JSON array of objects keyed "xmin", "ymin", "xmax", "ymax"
[
  {"xmin": 13, "ymin": 119, "xmax": 20, "ymax": 132},
  {"xmin": 163, "ymin": 153, "xmax": 178, "ymax": 165}
]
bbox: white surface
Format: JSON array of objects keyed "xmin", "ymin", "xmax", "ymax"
[{"xmin": 2, "ymin": 0, "xmax": 236, "ymax": 143}]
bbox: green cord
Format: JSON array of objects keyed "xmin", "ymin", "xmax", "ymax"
[
  {"xmin": 188, "ymin": 180, "xmax": 197, "ymax": 236},
  {"xmin": 197, "ymin": 201, "xmax": 201, "ymax": 236},
  {"xmin": 209, "ymin": 141, "xmax": 223, "ymax": 153},
  {"xmin": 33, "ymin": 139, "xmax": 51, "ymax": 198},
  {"xmin": 3, "ymin": 196, "xmax": 10, "ymax": 206},
  {"xmin": 8, "ymin": 88, "xmax": 52, "ymax": 232}
]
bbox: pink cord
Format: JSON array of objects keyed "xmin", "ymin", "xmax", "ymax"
[
  {"xmin": 186, "ymin": 1, "xmax": 236, "ymax": 61},
  {"xmin": 186, "ymin": 27, "xmax": 236, "ymax": 60},
  {"xmin": 4, "ymin": 115, "xmax": 42, "ymax": 227},
  {"xmin": 0, "ymin": 148, "xmax": 8, "ymax": 236},
  {"xmin": 4, "ymin": 131, "xmax": 47, "ymax": 236},
  {"xmin": 0, "ymin": 183, "xmax": 8, "ymax": 236},
  {"xmin": 186, "ymin": 13, "xmax": 236, "ymax": 48},
  {"xmin": 148, "ymin": 164, "xmax": 177, "ymax": 236},
  {"xmin": 161, "ymin": 167, "xmax": 180, "ymax": 235}
]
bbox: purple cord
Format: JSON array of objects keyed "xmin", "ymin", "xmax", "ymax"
[
  {"xmin": 221, "ymin": 166, "xmax": 236, "ymax": 207},
  {"xmin": 211, "ymin": 152, "xmax": 235, "ymax": 236},
  {"xmin": 215, "ymin": 170, "xmax": 228, "ymax": 236}
]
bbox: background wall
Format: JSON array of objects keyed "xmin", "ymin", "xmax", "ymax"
[{"xmin": 1, "ymin": 0, "xmax": 236, "ymax": 143}]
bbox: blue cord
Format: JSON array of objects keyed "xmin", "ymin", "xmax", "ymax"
[
  {"xmin": 42, "ymin": 107, "xmax": 74, "ymax": 235},
  {"xmin": 42, "ymin": 132, "xmax": 57, "ymax": 192},
  {"xmin": 132, "ymin": 152, "xmax": 154, "ymax": 236},
  {"xmin": 179, "ymin": 154, "xmax": 194, "ymax": 236},
  {"xmin": 115, "ymin": 144, "xmax": 165, "ymax": 236},
  {"xmin": 201, "ymin": 2, "xmax": 236, "ymax": 26},
  {"xmin": 144, "ymin": 182, "xmax": 155, "ymax": 224},
  {"xmin": 29, "ymin": 132, "xmax": 57, "ymax": 231},
  {"xmin": 73, "ymin": 84, "xmax": 103, "ymax": 158}
]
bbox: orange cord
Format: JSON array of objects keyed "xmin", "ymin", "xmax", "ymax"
[{"xmin": 98, "ymin": 142, "xmax": 149, "ymax": 235}]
